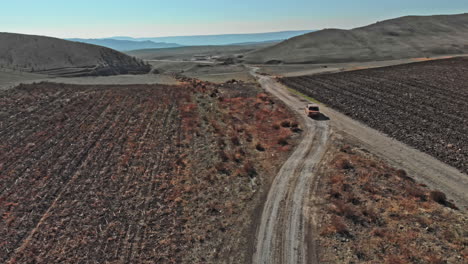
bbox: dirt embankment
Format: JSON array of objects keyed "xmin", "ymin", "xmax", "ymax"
[
  {"xmin": 316, "ymin": 137, "xmax": 468, "ymax": 263},
  {"xmin": 0, "ymin": 79, "xmax": 299, "ymax": 263}
]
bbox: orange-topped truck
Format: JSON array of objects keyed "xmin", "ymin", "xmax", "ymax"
[{"xmin": 305, "ymin": 103, "xmax": 320, "ymax": 117}]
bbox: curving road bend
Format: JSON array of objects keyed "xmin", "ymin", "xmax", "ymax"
[{"xmin": 250, "ymin": 68, "xmax": 330, "ymax": 264}]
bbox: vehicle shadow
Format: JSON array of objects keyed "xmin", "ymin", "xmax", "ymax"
[{"xmin": 310, "ymin": 113, "xmax": 330, "ymax": 121}]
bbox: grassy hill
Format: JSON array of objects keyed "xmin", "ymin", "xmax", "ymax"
[{"xmin": 244, "ymin": 13, "xmax": 468, "ymax": 64}]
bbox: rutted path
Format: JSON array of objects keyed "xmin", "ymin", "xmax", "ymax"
[{"xmin": 250, "ymin": 68, "xmax": 330, "ymax": 264}]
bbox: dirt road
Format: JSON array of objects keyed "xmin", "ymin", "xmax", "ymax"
[
  {"xmin": 250, "ymin": 68, "xmax": 330, "ymax": 264},
  {"xmin": 250, "ymin": 68, "xmax": 468, "ymax": 264}
]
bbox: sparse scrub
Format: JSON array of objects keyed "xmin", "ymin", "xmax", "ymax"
[{"xmin": 316, "ymin": 141, "xmax": 467, "ymax": 263}]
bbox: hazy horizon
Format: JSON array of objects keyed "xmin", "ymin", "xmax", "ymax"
[{"xmin": 1, "ymin": 0, "xmax": 467, "ymax": 38}]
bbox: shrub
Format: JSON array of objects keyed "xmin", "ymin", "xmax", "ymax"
[
  {"xmin": 278, "ymin": 137, "xmax": 289, "ymax": 146},
  {"xmin": 243, "ymin": 162, "xmax": 257, "ymax": 178},
  {"xmin": 396, "ymin": 169, "xmax": 407, "ymax": 178},
  {"xmin": 291, "ymin": 127, "xmax": 302, "ymax": 133},
  {"xmin": 280, "ymin": 120, "xmax": 291, "ymax": 128},
  {"xmin": 231, "ymin": 136, "xmax": 241, "ymax": 146},
  {"xmin": 334, "ymin": 158, "xmax": 354, "ymax": 170},
  {"xmin": 256, "ymin": 143, "xmax": 266, "ymax": 152},
  {"xmin": 215, "ymin": 163, "xmax": 230, "ymax": 175},
  {"xmin": 330, "ymin": 186, "xmax": 342, "ymax": 199},
  {"xmin": 429, "ymin": 191, "xmax": 458, "ymax": 209},
  {"xmin": 371, "ymin": 228, "xmax": 388, "ymax": 238},
  {"xmin": 330, "ymin": 215, "xmax": 350, "ymax": 236},
  {"xmin": 430, "ymin": 191, "xmax": 447, "ymax": 205}
]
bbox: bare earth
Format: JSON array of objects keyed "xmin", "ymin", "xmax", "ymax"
[
  {"xmin": 250, "ymin": 68, "xmax": 330, "ymax": 264},
  {"xmin": 250, "ymin": 69, "xmax": 468, "ymax": 263}
]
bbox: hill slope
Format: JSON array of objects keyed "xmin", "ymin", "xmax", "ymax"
[
  {"xmin": 244, "ymin": 13, "xmax": 468, "ymax": 64},
  {"xmin": 68, "ymin": 38, "xmax": 181, "ymax": 51},
  {"xmin": 0, "ymin": 33, "xmax": 150, "ymax": 76}
]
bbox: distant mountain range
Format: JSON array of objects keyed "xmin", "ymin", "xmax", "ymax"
[
  {"xmin": 244, "ymin": 13, "xmax": 468, "ymax": 64},
  {"xmin": 108, "ymin": 30, "xmax": 315, "ymax": 46},
  {"xmin": 68, "ymin": 38, "xmax": 181, "ymax": 51}
]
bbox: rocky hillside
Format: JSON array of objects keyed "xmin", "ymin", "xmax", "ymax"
[{"xmin": 0, "ymin": 33, "xmax": 150, "ymax": 76}]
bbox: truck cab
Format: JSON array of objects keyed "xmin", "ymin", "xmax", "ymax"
[{"xmin": 305, "ymin": 103, "xmax": 320, "ymax": 117}]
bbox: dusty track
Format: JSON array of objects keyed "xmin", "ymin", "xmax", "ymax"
[{"xmin": 250, "ymin": 68, "xmax": 330, "ymax": 264}]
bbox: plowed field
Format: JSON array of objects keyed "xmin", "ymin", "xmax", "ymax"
[
  {"xmin": 0, "ymin": 80, "xmax": 298, "ymax": 263},
  {"xmin": 281, "ymin": 57, "xmax": 468, "ymax": 174}
]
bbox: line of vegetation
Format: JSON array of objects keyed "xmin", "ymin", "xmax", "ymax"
[{"xmin": 286, "ymin": 87, "xmax": 323, "ymax": 105}]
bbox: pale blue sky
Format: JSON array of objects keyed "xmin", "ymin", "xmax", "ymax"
[{"xmin": 1, "ymin": 0, "xmax": 467, "ymax": 38}]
